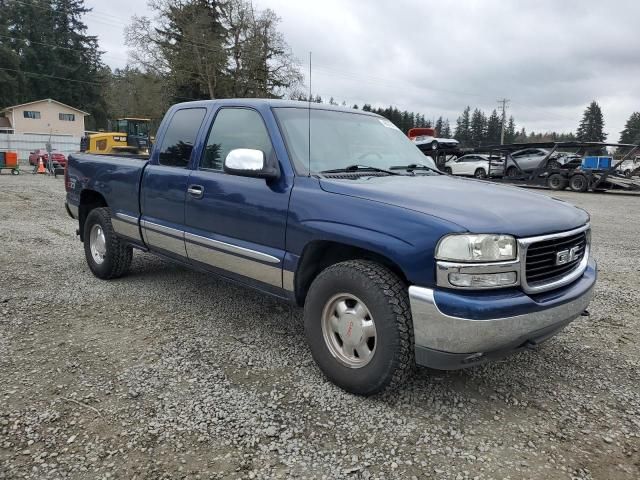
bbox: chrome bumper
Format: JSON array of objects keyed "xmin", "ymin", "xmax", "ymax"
[{"xmin": 408, "ymin": 282, "xmax": 594, "ymax": 368}]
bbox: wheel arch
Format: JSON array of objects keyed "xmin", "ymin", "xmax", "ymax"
[
  {"xmin": 292, "ymin": 240, "xmax": 409, "ymax": 307},
  {"xmin": 78, "ymin": 189, "xmax": 108, "ymax": 241}
]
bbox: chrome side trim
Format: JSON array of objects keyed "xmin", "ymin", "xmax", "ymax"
[
  {"xmin": 115, "ymin": 212, "xmax": 138, "ymax": 224},
  {"xmin": 141, "ymin": 220, "xmax": 184, "ymax": 238},
  {"xmin": 436, "ymin": 259, "xmax": 520, "ymax": 290},
  {"xmin": 518, "ymin": 224, "xmax": 591, "ymax": 294},
  {"xmin": 66, "ymin": 202, "xmax": 79, "ymax": 219},
  {"xmin": 186, "ymin": 241, "xmax": 282, "ymax": 287},
  {"xmin": 408, "ymin": 282, "xmax": 594, "ymax": 354},
  {"xmin": 140, "ymin": 220, "xmax": 186, "ymax": 256},
  {"xmin": 184, "ymin": 232, "xmax": 280, "ymax": 264},
  {"xmin": 282, "ymin": 270, "xmax": 295, "ymax": 292},
  {"xmin": 112, "ymin": 212, "xmax": 142, "ymax": 242}
]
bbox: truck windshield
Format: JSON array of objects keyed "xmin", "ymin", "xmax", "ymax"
[{"xmin": 274, "ymin": 107, "xmax": 436, "ymax": 175}]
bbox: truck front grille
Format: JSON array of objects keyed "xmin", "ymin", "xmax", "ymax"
[{"xmin": 524, "ymin": 231, "xmax": 587, "ymax": 286}]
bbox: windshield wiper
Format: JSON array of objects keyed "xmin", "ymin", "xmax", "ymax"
[
  {"xmin": 320, "ymin": 164, "xmax": 403, "ymax": 176},
  {"xmin": 389, "ymin": 163, "xmax": 442, "ymax": 174}
]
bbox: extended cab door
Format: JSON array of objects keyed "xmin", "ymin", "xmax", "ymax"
[
  {"xmin": 140, "ymin": 107, "xmax": 207, "ymax": 260},
  {"xmin": 184, "ymin": 107, "xmax": 292, "ymax": 293}
]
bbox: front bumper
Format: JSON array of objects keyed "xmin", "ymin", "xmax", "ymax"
[{"xmin": 409, "ymin": 258, "xmax": 596, "ymax": 369}]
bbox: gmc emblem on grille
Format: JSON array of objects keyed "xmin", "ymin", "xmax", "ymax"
[{"xmin": 556, "ymin": 246, "xmax": 579, "ymax": 265}]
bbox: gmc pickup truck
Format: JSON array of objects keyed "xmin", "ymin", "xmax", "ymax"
[{"xmin": 65, "ymin": 100, "xmax": 596, "ymax": 396}]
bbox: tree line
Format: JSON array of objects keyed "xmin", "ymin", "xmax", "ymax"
[
  {"xmin": 0, "ymin": 0, "xmax": 302, "ymax": 130},
  {"xmin": 1, "ymin": 0, "xmax": 639, "ymax": 148}
]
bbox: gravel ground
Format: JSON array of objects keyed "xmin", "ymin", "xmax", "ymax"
[{"xmin": 1, "ymin": 174, "xmax": 639, "ymax": 480}]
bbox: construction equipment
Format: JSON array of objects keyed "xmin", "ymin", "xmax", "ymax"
[
  {"xmin": 81, "ymin": 118, "xmax": 152, "ymax": 156},
  {"xmin": 0, "ymin": 151, "xmax": 20, "ymax": 175}
]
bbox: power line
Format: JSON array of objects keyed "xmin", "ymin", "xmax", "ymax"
[
  {"xmin": 497, "ymin": 98, "xmax": 510, "ymax": 144},
  {"xmin": 0, "ymin": 66, "xmax": 106, "ymax": 86}
]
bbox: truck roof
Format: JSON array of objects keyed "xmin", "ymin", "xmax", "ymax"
[{"xmin": 171, "ymin": 98, "xmax": 381, "ymax": 116}]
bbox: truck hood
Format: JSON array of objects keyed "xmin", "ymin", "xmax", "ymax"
[{"xmin": 319, "ymin": 175, "xmax": 589, "ymax": 237}]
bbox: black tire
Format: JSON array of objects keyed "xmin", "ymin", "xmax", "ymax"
[
  {"xmin": 547, "ymin": 173, "xmax": 567, "ymax": 190},
  {"xmin": 430, "ymin": 140, "xmax": 438, "ymax": 150},
  {"xmin": 444, "ymin": 167, "xmax": 452, "ymax": 174},
  {"xmin": 624, "ymin": 169, "xmax": 631, "ymax": 178},
  {"xmin": 11, "ymin": 169, "xmax": 19, "ymax": 175},
  {"xmin": 569, "ymin": 174, "xmax": 588, "ymax": 192},
  {"xmin": 506, "ymin": 166, "xmax": 519, "ymax": 177},
  {"xmin": 547, "ymin": 159, "xmax": 562, "ymax": 170},
  {"xmin": 304, "ymin": 260, "xmax": 414, "ymax": 396},
  {"xmin": 474, "ymin": 168, "xmax": 487, "ymax": 179},
  {"xmin": 83, "ymin": 207, "xmax": 133, "ymax": 279}
]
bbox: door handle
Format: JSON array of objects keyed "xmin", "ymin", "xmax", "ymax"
[{"xmin": 187, "ymin": 184, "xmax": 204, "ymax": 198}]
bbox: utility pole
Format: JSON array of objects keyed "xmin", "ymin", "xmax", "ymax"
[{"xmin": 497, "ymin": 98, "xmax": 510, "ymax": 144}]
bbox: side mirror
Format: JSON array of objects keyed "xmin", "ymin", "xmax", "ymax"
[{"xmin": 223, "ymin": 148, "xmax": 279, "ymax": 179}]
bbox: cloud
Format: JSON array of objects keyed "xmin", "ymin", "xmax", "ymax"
[{"xmin": 86, "ymin": 0, "xmax": 639, "ymax": 138}]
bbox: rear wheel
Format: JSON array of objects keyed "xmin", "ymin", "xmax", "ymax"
[
  {"xmin": 304, "ymin": 260, "xmax": 414, "ymax": 396},
  {"xmin": 83, "ymin": 207, "xmax": 133, "ymax": 279},
  {"xmin": 624, "ymin": 169, "xmax": 631, "ymax": 178},
  {"xmin": 444, "ymin": 167, "xmax": 452, "ymax": 174},
  {"xmin": 569, "ymin": 174, "xmax": 589, "ymax": 192},
  {"xmin": 474, "ymin": 168, "xmax": 487, "ymax": 179},
  {"xmin": 430, "ymin": 140, "xmax": 438, "ymax": 150},
  {"xmin": 547, "ymin": 173, "xmax": 567, "ymax": 190},
  {"xmin": 506, "ymin": 166, "xmax": 519, "ymax": 177}
]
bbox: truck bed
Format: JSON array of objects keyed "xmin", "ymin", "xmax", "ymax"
[{"xmin": 66, "ymin": 153, "xmax": 149, "ymax": 222}]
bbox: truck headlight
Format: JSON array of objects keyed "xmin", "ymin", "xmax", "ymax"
[{"xmin": 436, "ymin": 234, "xmax": 517, "ymax": 262}]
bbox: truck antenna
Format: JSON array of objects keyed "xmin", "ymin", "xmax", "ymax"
[{"xmin": 308, "ymin": 51, "xmax": 312, "ymax": 177}]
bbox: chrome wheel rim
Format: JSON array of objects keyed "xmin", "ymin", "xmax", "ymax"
[
  {"xmin": 321, "ymin": 293, "xmax": 377, "ymax": 368},
  {"xmin": 89, "ymin": 224, "xmax": 107, "ymax": 265}
]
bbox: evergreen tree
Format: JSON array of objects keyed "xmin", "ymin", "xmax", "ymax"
[
  {"xmin": 454, "ymin": 106, "xmax": 471, "ymax": 147},
  {"xmin": 1, "ymin": 0, "xmax": 107, "ymax": 126},
  {"xmin": 470, "ymin": 108, "xmax": 487, "ymax": 147},
  {"xmin": 485, "ymin": 109, "xmax": 501, "ymax": 145},
  {"xmin": 576, "ymin": 101, "xmax": 607, "ymax": 142},
  {"xmin": 440, "ymin": 119, "xmax": 451, "ymax": 138},
  {"xmin": 435, "ymin": 116, "xmax": 444, "ymax": 135},
  {"xmin": 619, "ymin": 112, "xmax": 640, "ymax": 145},
  {"xmin": 504, "ymin": 116, "xmax": 517, "ymax": 144},
  {"xmin": 0, "ymin": 0, "xmax": 23, "ymax": 107}
]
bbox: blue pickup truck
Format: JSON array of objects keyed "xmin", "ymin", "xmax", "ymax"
[{"xmin": 65, "ymin": 100, "xmax": 596, "ymax": 395}]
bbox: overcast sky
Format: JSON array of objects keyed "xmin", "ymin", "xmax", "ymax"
[{"xmin": 84, "ymin": 0, "xmax": 639, "ymax": 139}]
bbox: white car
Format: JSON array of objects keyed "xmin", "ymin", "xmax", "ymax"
[
  {"xmin": 408, "ymin": 128, "xmax": 459, "ymax": 153},
  {"xmin": 443, "ymin": 154, "xmax": 504, "ymax": 178},
  {"xmin": 412, "ymin": 134, "xmax": 460, "ymax": 152},
  {"xmin": 616, "ymin": 157, "xmax": 640, "ymax": 177}
]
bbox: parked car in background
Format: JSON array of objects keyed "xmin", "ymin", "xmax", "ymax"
[
  {"xmin": 443, "ymin": 154, "xmax": 504, "ymax": 178},
  {"xmin": 506, "ymin": 149, "xmax": 579, "ymax": 176},
  {"xmin": 408, "ymin": 127, "xmax": 459, "ymax": 153},
  {"xmin": 616, "ymin": 157, "xmax": 640, "ymax": 177},
  {"xmin": 506, "ymin": 148, "xmax": 552, "ymax": 176},
  {"xmin": 28, "ymin": 149, "xmax": 67, "ymax": 168}
]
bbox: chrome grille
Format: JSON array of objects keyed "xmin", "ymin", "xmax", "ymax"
[{"xmin": 524, "ymin": 231, "xmax": 587, "ymax": 287}]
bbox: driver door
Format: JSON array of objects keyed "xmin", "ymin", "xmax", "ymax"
[{"xmin": 183, "ymin": 107, "xmax": 292, "ymax": 293}]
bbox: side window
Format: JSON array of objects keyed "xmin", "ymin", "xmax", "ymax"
[
  {"xmin": 158, "ymin": 108, "xmax": 206, "ymax": 167},
  {"xmin": 200, "ymin": 108, "xmax": 273, "ymax": 170}
]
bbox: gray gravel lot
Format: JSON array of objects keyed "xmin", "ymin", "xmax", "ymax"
[{"xmin": 1, "ymin": 174, "xmax": 639, "ymax": 480}]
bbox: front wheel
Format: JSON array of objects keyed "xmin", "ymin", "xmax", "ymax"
[
  {"xmin": 304, "ymin": 260, "xmax": 414, "ymax": 396},
  {"xmin": 83, "ymin": 208, "xmax": 133, "ymax": 279},
  {"xmin": 547, "ymin": 173, "xmax": 567, "ymax": 190},
  {"xmin": 444, "ymin": 167, "xmax": 452, "ymax": 174},
  {"xmin": 430, "ymin": 140, "xmax": 439, "ymax": 150}
]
